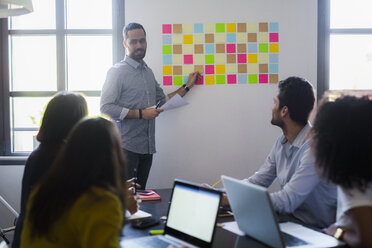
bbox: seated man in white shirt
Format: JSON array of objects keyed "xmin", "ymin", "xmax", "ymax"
[{"xmin": 223, "ymin": 76, "xmax": 337, "ymax": 229}]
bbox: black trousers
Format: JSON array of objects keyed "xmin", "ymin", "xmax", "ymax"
[{"xmin": 124, "ymin": 149, "xmax": 153, "ymax": 189}]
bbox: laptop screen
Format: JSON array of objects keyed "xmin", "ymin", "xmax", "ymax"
[{"xmin": 165, "ymin": 182, "xmax": 221, "ymax": 244}]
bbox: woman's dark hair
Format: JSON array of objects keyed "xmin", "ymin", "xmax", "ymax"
[
  {"xmin": 28, "ymin": 117, "xmax": 127, "ymax": 237},
  {"xmin": 312, "ymin": 95, "xmax": 372, "ymax": 190},
  {"xmin": 278, "ymin": 77, "xmax": 315, "ymax": 126},
  {"xmin": 37, "ymin": 92, "xmax": 88, "ymax": 143}
]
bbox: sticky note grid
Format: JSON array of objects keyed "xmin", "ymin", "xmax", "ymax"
[{"xmin": 162, "ymin": 22, "xmax": 279, "ymax": 85}]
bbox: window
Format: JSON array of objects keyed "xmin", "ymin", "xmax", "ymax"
[
  {"xmin": 0, "ymin": 0, "xmax": 124, "ymax": 155},
  {"xmin": 318, "ymin": 0, "xmax": 372, "ymax": 99}
]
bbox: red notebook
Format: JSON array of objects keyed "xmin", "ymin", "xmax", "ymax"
[{"xmin": 138, "ymin": 190, "xmax": 161, "ymax": 201}]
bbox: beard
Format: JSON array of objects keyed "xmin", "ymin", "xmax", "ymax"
[
  {"xmin": 271, "ymin": 115, "xmax": 284, "ymax": 128},
  {"xmin": 131, "ymin": 49, "xmax": 146, "ymax": 61}
]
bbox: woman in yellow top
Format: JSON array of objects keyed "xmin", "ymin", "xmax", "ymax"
[{"xmin": 21, "ymin": 117, "xmax": 127, "ymax": 248}]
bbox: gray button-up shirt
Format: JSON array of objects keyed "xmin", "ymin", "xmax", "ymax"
[{"xmin": 100, "ymin": 56, "xmax": 167, "ymax": 154}]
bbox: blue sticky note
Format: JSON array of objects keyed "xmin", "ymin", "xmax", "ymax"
[
  {"xmin": 205, "ymin": 44, "xmax": 215, "ymax": 54},
  {"xmin": 269, "ymin": 64, "xmax": 279, "ymax": 73},
  {"xmin": 163, "ymin": 55, "xmax": 172, "ymax": 65},
  {"xmin": 183, "ymin": 75, "xmax": 189, "ymax": 84},
  {"xmin": 162, "ymin": 35, "xmax": 172, "ymax": 45},
  {"xmin": 269, "ymin": 22, "xmax": 279, "ymax": 32},
  {"xmin": 269, "ymin": 54, "xmax": 279, "ymax": 63},
  {"xmin": 248, "ymin": 43, "xmax": 257, "ymax": 53},
  {"xmin": 238, "ymin": 74, "xmax": 248, "ymax": 84},
  {"xmin": 194, "ymin": 23, "xmax": 204, "ymax": 33},
  {"xmin": 226, "ymin": 33, "xmax": 236, "ymax": 43}
]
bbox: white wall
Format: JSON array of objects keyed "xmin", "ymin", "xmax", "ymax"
[{"xmin": 125, "ymin": 0, "xmax": 318, "ymax": 189}]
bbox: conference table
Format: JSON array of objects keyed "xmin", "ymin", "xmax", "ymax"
[{"xmin": 121, "ymin": 188, "xmax": 272, "ymax": 248}]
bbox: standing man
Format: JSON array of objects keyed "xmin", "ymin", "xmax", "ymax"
[
  {"xmin": 100, "ymin": 23, "xmax": 200, "ymax": 189},
  {"xmin": 223, "ymin": 77, "xmax": 337, "ymax": 229}
]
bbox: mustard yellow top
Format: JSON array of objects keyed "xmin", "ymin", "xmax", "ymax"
[{"xmin": 21, "ymin": 186, "xmax": 123, "ymax": 248}]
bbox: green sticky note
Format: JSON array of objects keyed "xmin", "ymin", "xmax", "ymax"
[
  {"xmin": 162, "ymin": 45, "xmax": 172, "ymax": 54},
  {"xmin": 216, "ymin": 75, "xmax": 226, "ymax": 84},
  {"xmin": 205, "ymin": 55, "xmax": 214, "ymax": 64},
  {"xmin": 259, "ymin": 43, "xmax": 268, "ymax": 53},
  {"xmin": 248, "ymin": 74, "xmax": 258, "ymax": 84},
  {"xmin": 173, "ymin": 76, "xmax": 183, "ymax": 85},
  {"xmin": 216, "ymin": 23, "xmax": 225, "ymax": 33}
]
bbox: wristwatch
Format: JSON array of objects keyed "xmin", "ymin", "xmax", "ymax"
[
  {"xmin": 182, "ymin": 84, "xmax": 190, "ymax": 92},
  {"xmin": 333, "ymin": 227, "xmax": 345, "ymax": 240}
]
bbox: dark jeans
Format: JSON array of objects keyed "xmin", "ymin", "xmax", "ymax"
[{"xmin": 124, "ymin": 149, "xmax": 153, "ymax": 189}]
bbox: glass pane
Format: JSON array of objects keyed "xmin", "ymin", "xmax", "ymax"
[
  {"xmin": 12, "ymin": 131, "xmax": 39, "ymax": 153},
  {"xmin": 66, "ymin": 0, "xmax": 112, "ymax": 29},
  {"xmin": 9, "ymin": 0, "xmax": 55, "ymax": 29},
  {"xmin": 331, "ymin": 0, "xmax": 372, "ymax": 28},
  {"xmin": 85, "ymin": 96, "xmax": 101, "ymax": 117},
  {"xmin": 329, "ymin": 35, "xmax": 372, "ymax": 90},
  {"xmin": 10, "ymin": 36, "xmax": 57, "ymax": 91},
  {"xmin": 67, "ymin": 35, "xmax": 112, "ymax": 91}
]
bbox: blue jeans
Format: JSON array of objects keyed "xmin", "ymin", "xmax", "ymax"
[{"xmin": 124, "ymin": 149, "xmax": 153, "ymax": 189}]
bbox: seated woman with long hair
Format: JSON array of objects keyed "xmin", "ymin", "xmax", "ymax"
[
  {"xmin": 20, "ymin": 117, "xmax": 127, "ymax": 248},
  {"xmin": 312, "ymin": 95, "xmax": 372, "ymax": 247}
]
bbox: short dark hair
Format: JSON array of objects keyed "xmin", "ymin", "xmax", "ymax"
[
  {"xmin": 122, "ymin": 22, "xmax": 146, "ymax": 40},
  {"xmin": 312, "ymin": 95, "xmax": 372, "ymax": 191},
  {"xmin": 278, "ymin": 77, "xmax": 315, "ymax": 125},
  {"xmin": 37, "ymin": 92, "xmax": 88, "ymax": 143}
]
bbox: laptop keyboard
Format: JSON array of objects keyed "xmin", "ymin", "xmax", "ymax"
[
  {"xmin": 282, "ymin": 232, "xmax": 309, "ymax": 247},
  {"xmin": 138, "ymin": 236, "xmax": 173, "ymax": 248}
]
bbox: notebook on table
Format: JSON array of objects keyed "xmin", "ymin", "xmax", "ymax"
[
  {"xmin": 221, "ymin": 175, "xmax": 344, "ymax": 248},
  {"xmin": 121, "ymin": 179, "xmax": 222, "ymax": 248}
]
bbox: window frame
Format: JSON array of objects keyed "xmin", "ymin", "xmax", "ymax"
[{"xmin": 0, "ymin": 0, "xmax": 125, "ymax": 156}]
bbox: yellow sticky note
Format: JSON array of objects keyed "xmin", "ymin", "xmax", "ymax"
[
  {"xmin": 205, "ymin": 75, "xmax": 215, "ymax": 85},
  {"xmin": 215, "ymin": 33, "xmax": 226, "ymax": 43},
  {"xmin": 183, "ymin": 44, "xmax": 193, "ymax": 54},
  {"xmin": 248, "ymin": 54, "xmax": 258, "ymax": 63},
  {"xmin": 183, "ymin": 65, "xmax": 193, "ymax": 75},
  {"xmin": 194, "ymin": 34, "xmax": 204, "ymax": 44},
  {"xmin": 216, "ymin": 64, "xmax": 226, "ymax": 74},
  {"xmin": 194, "ymin": 54, "xmax": 204, "ymax": 64},
  {"xmin": 205, "ymin": 23, "xmax": 214, "ymax": 33},
  {"xmin": 258, "ymin": 32, "xmax": 269, "ymax": 42},
  {"xmin": 270, "ymin": 43, "xmax": 279, "ymax": 53},
  {"xmin": 172, "ymin": 34, "xmax": 183, "ymax": 44},
  {"xmin": 215, "ymin": 54, "xmax": 225, "ymax": 64},
  {"xmin": 226, "ymin": 64, "xmax": 237, "ymax": 74},
  {"xmin": 183, "ymin": 34, "xmax": 193, "ymax": 44},
  {"xmin": 236, "ymin": 33, "xmax": 247, "ymax": 43},
  {"xmin": 226, "ymin": 23, "xmax": 236, "ymax": 32},
  {"xmin": 183, "ymin": 24, "xmax": 193, "ymax": 33},
  {"xmin": 163, "ymin": 65, "xmax": 172, "ymax": 75},
  {"xmin": 247, "ymin": 22, "xmax": 257, "ymax": 32},
  {"xmin": 173, "ymin": 55, "xmax": 183, "ymax": 64},
  {"xmin": 248, "ymin": 64, "xmax": 258, "ymax": 73},
  {"xmin": 259, "ymin": 54, "xmax": 269, "ymax": 63}
]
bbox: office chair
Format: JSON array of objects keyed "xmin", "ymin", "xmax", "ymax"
[{"xmin": 0, "ymin": 196, "xmax": 18, "ymax": 245}]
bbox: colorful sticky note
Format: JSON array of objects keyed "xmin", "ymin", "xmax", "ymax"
[
  {"xmin": 216, "ymin": 44, "xmax": 225, "ymax": 53},
  {"xmin": 269, "ymin": 33, "xmax": 279, "ymax": 42},
  {"xmin": 173, "ymin": 45, "xmax": 182, "ymax": 54},
  {"xmin": 269, "ymin": 22, "xmax": 279, "ymax": 32},
  {"xmin": 226, "ymin": 33, "xmax": 236, "ymax": 43},
  {"xmin": 183, "ymin": 75, "xmax": 189, "ymax": 84},
  {"xmin": 205, "ymin": 75, "xmax": 215, "ymax": 85},
  {"xmin": 269, "ymin": 43, "xmax": 279, "ymax": 53},
  {"xmin": 173, "ymin": 65, "xmax": 182, "ymax": 75},
  {"xmin": 226, "ymin": 64, "xmax": 237, "ymax": 73},
  {"xmin": 236, "ymin": 33, "xmax": 247, "ymax": 42},
  {"xmin": 205, "ymin": 33, "xmax": 214, "ymax": 43},
  {"xmin": 237, "ymin": 23, "xmax": 247, "ymax": 32},
  {"xmin": 248, "ymin": 33, "xmax": 257, "ymax": 42},
  {"xmin": 195, "ymin": 75, "xmax": 204, "ymax": 85},
  {"xmin": 194, "ymin": 54, "xmax": 204, "ymax": 64},
  {"xmin": 194, "ymin": 65, "xmax": 204, "ymax": 73},
  {"xmin": 174, "ymin": 76, "xmax": 183, "ymax": 85},
  {"xmin": 238, "ymin": 64, "xmax": 247, "ymax": 73},
  {"xmin": 247, "ymin": 23, "xmax": 257, "ymax": 32},
  {"xmin": 216, "ymin": 23, "xmax": 225, "ymax": 32},
  {"xmin": 173, "ymin": 55, "xmax": 182, "ymax": 64},
  {"xmin": 162, "ymin": 35, "xmax": 172, "ymax": 45},
  {"xmin": 227, "ymin": 54, "xmax": 236, "ymax": 63},
  {"xmin": 226, "ymin": 44, "xmax": 236, "ymax": 53},
  {"xmin": 205, "ymin": 44, "xmax": 215, "ymax": 54},
  {"xmin": 194, "ymin": 23, "xmax": 204, "ymax": 33},
  {"xmin": 205, "ymin": 65, "xmax": 215, "ymax": 74},
  {"xmin": 248, "ymin": 54, "xmax": 258, "ymax": 63},
  {"xmin": 194, "ymin": 34, "xmax": 204, "ymax": 43},
  {"xmin": 259, "ymin": 74, "xmax": 268, "ymax": 84},
  {"xmin": 172, "ymin": 34, "xmax": 183, "ymax": 44},
  {"xmin": 248, "ymin": 43, "xmax": 257, "ymax": 53},
  {"xmin": 216, "ymin": 75, "xmax": 226, "ymax": 84},
  {"xmin": 183, "ymin": 34, "xmax": 193, "ymax": 44},
  {"xmin": 194, "ymin": 44, "xmax": 204, "ymax": 54},
  {"xmin": 248, "ymin": 74, "xmax": 258, "ymax": 84},
  {"xmin": 269, "ymin": 53, "xmax": 279, "ymax": 63},
  {"xmin": 205, "ymin": 55, "xmax": 214, "ymax": 64},
  {"xmin": 162, "ymin": 24, "xmax": 172, "ymax": 34},
  {"xmin": 216, "ymin": 64, "xmax": 225, "ymax": 74},
  {"xmin": 237, "ymin": 43, "xmax": 247, "ymax": 53},
  {"xmin": 258, "ymin": 32, "xmax": 269, "ymax": 42},
  {"xmin": 238, "ymin": 74, "xmax": 248, "ymax": 84},
  {"xmin": 205, "ymin": 23, "xmax": 214, "ymax": 33},
  {"xmin": 183, "ymin": 65, "xmax": 193, "ymax": 75},
  {"xmin": 259, "ymin": 43, "xmax": 268, "ymax": 53},
  {"xmin": 259, "ymin": 53, "xmax": 269, "ymax": 63},
  {"xmin": 183, "ymin": 24, "xmax": 193, "ymax": 33},
  {"xmin": 163, "ymin": 76, "xmax": 173, "ymax": 85},
  {"xmin": 215, "ymin": 54, "xmax": 225, "ymax": 64},
  {"xmin": 259, "ymin": 64, "xmax": 268, "ymax": 73},
  {"xmin": 215, "ymin": 33, "xmax": 226, "ymax": 43},
  {"xmin": 173, "ymin": 24, "xmax": 182, "ymax": 33},
  {"xmin": 162, "ymin": 45, "xmax": 172, "ymax": 54},
  {"xmin": 248, "ymin": 64, "xmax": 258, "ymax": 73},
  {"xmin": 184, "ymin": 55, "xmax": 193, "ymax": 64},
  {"xmin": 183, "ymin": 44, "xmax": 193, "ymax": 54},
  {"xmin": 269, "ymin": 63, "xmax": 279, "ymax": 73},
  {"xmin": 163, "ymin": 65, "xmax": 172, "ymax": 75},
  {"xmin": 226, "ymin": 23, "xmax": 236, "ymax": 32},
  {"xmin": 227, "ymin": 74, "xmax": 237, "ymax": 84},
  {"xmin": 259, "ymin": 22, "xmax": 268, "ymax": 32},
  {"xmin": 237, "ymin": 54, "xmax": 247, "ymax": 63},
  {"xmin": 269, "ymin": 74, "xmax": 279, "ymax": 83},
  {"xmin": 163, "ymin": 55, "xmax": 172, "ymax": 65}
]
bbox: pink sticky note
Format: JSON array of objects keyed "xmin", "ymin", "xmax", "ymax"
[
  {"xmin": 237, "ymin": 54, "xmax": 247, "ymax": 63},
  {"xmin": 195, "ymin": 75, "xmax": 204, "ymax": 85},
  {"xmin": 184, "ymin": 55, "xmax": 193, "ymax": 64},
  {"xmin": 205, "ymin": 65, "xmax": 215, "ymax": 74},
  {"xmin": 162, "ymin": 24, "xmax": 172, "ymax": 34},
  {"xmin": 269, "ymin": 33, "xmax": 279, "ymax": 42},
  {"xmin": 226, "ymin": 44, "xmax": 236, "ymax": 53},
  {"xmin": 227, "ymin": 74, "xmax": 237, "ymax": 84},
  {"xmin": 163, "ymin": 76, "xmax": 173, "ymax": 85},
  {"xmin": 259, "ymin": 74, "xmax": 268, "ymax": 84}
]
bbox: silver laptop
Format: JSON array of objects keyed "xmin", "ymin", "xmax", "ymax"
[
  {"xmin": 121, "ymin": 179, "xmax": 222, "ymax": 248},
  {"xmin": 222, "ymin": 175, "xmax": 343, "ymax": 248}
]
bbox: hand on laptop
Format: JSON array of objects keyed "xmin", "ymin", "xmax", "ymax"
[{"xmin": 322, "ymin": 223, "xmax": 339, "ymax": 236}]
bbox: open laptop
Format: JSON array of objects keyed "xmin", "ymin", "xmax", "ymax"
[
  {"xmin": 121, "ymin": 179, "xmax": 222, "ymax": 248},
  {"xmin": 222, "ymin": 175, "xmax": 343, "ymax": 248}
]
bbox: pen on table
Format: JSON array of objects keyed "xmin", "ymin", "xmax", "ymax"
[
  {"xmin": 133, "ymin": 168, "xmax": 137, "ymax": 194},
  {"xmin": 155, "ymin": 101, "xmax": 161, "ymax": 109},
  {"xmin": 149, "ymin": 229, "xmax": 164, "ymax": 235},
  {"xmin": 212, "ymin": 179, "xmax": 222, "ymax": 188}
]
